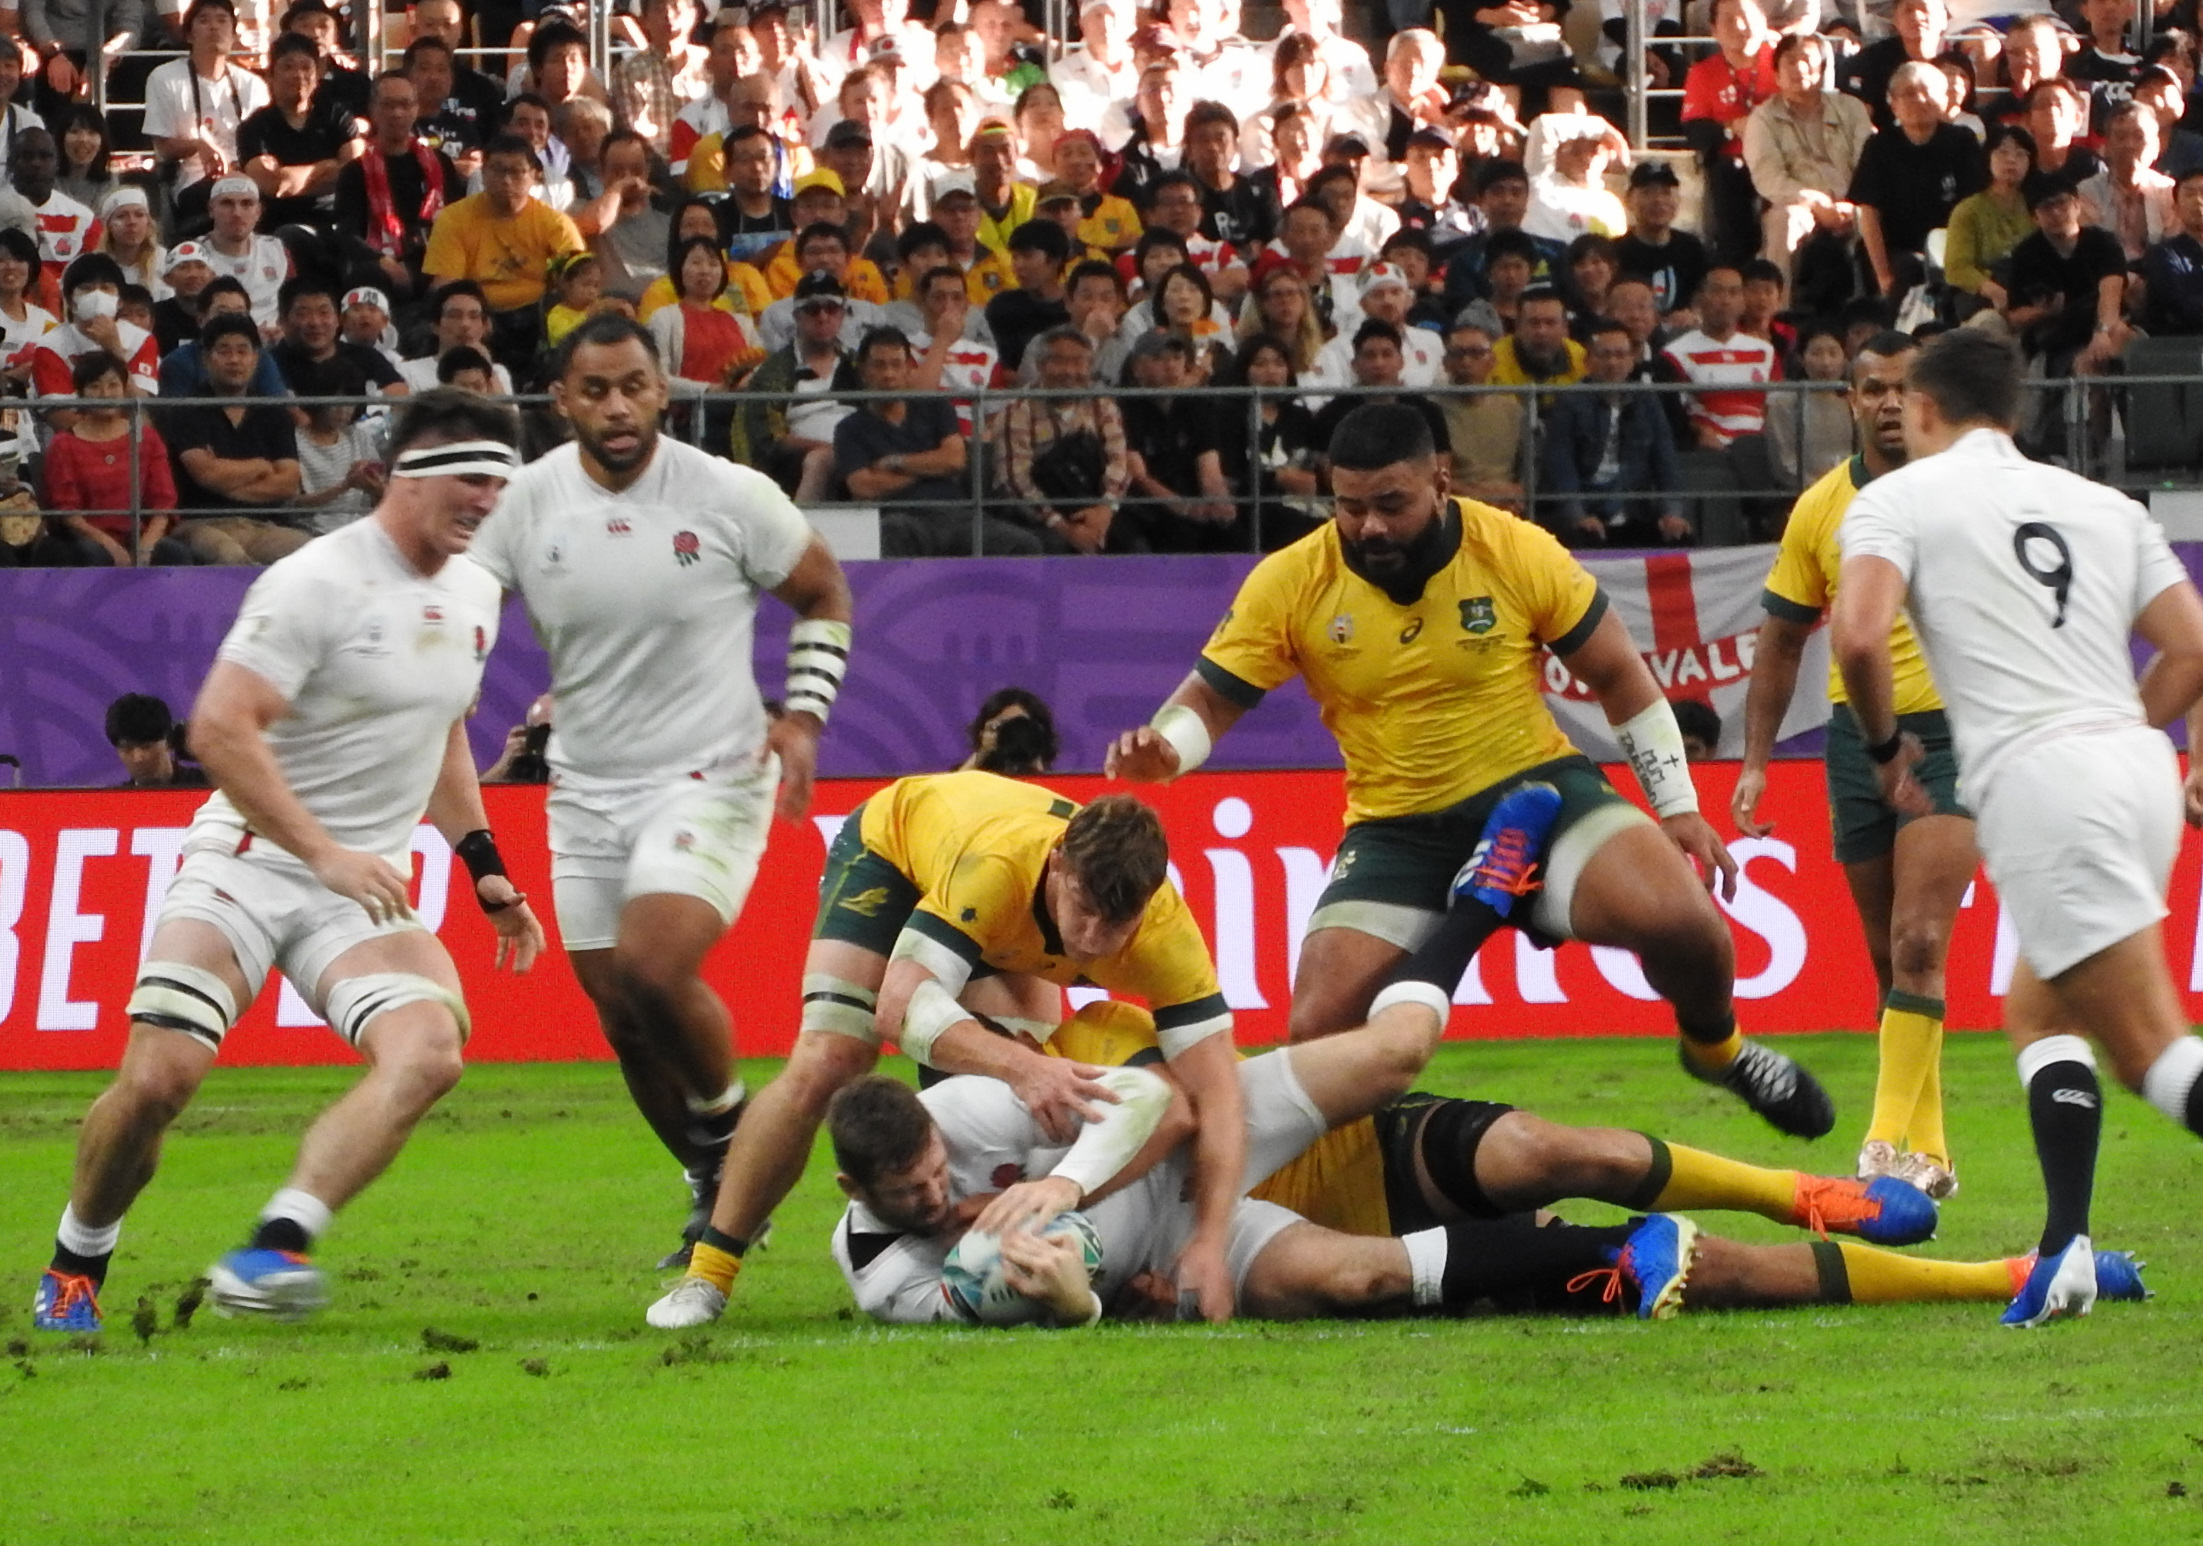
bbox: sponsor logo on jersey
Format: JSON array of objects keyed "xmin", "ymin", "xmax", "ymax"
[
  {"xmin": 672, "ymin": 828, "xmax": 696, "ymax": 851},
  {"xmin": 673, "ymin": 530, "xmax": 701, "ymax": 566},
  {"xmin": 1328, "ymin": 613, "xmax": 1354, "ymax": 644},
  {"xmin": 606, "ymin": 517, "xmax": 632, "ymax": 535},
  {"xmin": 837, "ymin": 886, "xmax": 891, "ymax": 917},
  {"xmin": 1398, "ymin": 616, "xmax": 1423, "ymax": 644},
  {"xmin": 1460, "ymin": 596, "xmax": 1497, "ymax": 634},
  {"xmin": 423, "ymin": 605, "xmax": 443, "ymax": 622}
]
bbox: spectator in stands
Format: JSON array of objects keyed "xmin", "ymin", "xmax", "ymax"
[
  {"xmin": 1996, "ymin": 16, "xmax": 2068, "ymax": 125},
  {"xmin": 1682, "ymin": 0, "xmax": 1778, "ymax": 264},
  {"xmin": 1602, "ymin": 273, "xmax": 1669, "ymax": 373},
  {"xmin": 1120, "ymin": 331, "xmax": 1236, "ymax": 550},
  {"xmin": 1525, "ymin": 116, "xmax": 1627, "ymax": 243},
  {"xmin": 1477, "ymin": 228, "xmax": 1543, "ymax": 333},
  {"xmin": 1745, "ymin": 34, "xmax": 1872, "ymax": 283},
  {"xmin": 1265, "ymin": 197, "xmax": 1357, "ymax": 338},
  {"xmin": 279, "ymin": 1, "xmax": 367, "ymax": 117},
  {"xmin": 970, "ymin": 121, "xmax": 1038, "ymax": 260},
  {"xmin": 1052, "ymin": 0, "xmax": 1138, "ymax": 145},
  {"xmin": 156, "ymin": 275, "xmax": 287, "ymax": 401},
  {"xmin": 1765, "ymin": 321, "xmax": 1852, "ymax": 489},
  {"xmin": 1438, "ymin": 317, "xmax": 1523, "ymax": 508},
  {"xmin": 1046, "ymin": 255, "xmax": 1123, "ymax": 383},
  {"xmin": 240, "ymin": 33, "xmax": 366, "ymax": 234},
  {"xmin": 838, "ymin": 325, "xmax": 1017, "ymax": 555},
  {"xmin": 287, "ymin": 354, "xmax": 383, "ymax": 533},
  {"xmin": 613, "ymin": 0, "xmax": 709, "ymax": 156},
  {"xmin": 1113, "ymin": 59, "xmax": 1189, "ymax": 212},
  {"xmin": 1492, "ymin": 285, "xmax": 1585, "ymax": 387},
  {"xmin": 1658, "ymin": 263, "xmax": 1780, "ymax": 449},
  {"xmin": 1309, "ymin": 149, "xmax": 1399, "ymax": 255},
  {"xmin": 149, "ymin": 242, "xmax": 212, "ymax": 353},
  {"xmin": 25, "ymin": 6, "xmax": 137, "ymax": 130},
  {"xmin": 403, "ymin": 36, "xmax": 488, "ymax": 177},
  {"xmin": 2135, "ymin": 66, "xmax": 2203, "ymax": 178},
  {"xmin": 55, "ymin": 107, "xmax": 117, "ymax": 214},
  {"xmin": 1050, "ymin": 128, "xmax": 1140, "ymax": 253},
  {"xmin": 713, "ymin": 127, "xmax": 800, "ymax": 269},
  {"xmin": 1009, "ymin": 83, "xmax": 1067, "ymax": 184},
  {"xmin": 2080, "ymin": 100, "xmax": 2173, "ymax": 260},
  {"xmin": 421, "ymin": 132, "xmax": 584, "ymax": 367},
  {"xmin": 34, "ymin": 252, "xmax": 157, "ymax": 430},
  {"xmin": 334, "ymin": 72, "xmax": 458, "ymax": 310},
  {"xmin": 1216, "ymin": 331, "xmax": 1322, "ymax": 546},
  {"xmin": 2069, "ymin": 0, "xmax": 2141, "ymax": 116},
  {"xmin": 95, "ymin": 187, "xmax": 161, "ymax": 296},
  {"xmin": 1739, "ymin": 256, "xmax": 1794, "ymax": 352},
  {"xmin": 759, "ymin": 224, "xmax": 887, "ymax": 349},
  {"xmin": 1616, "ymin": 160, "xmax": 1709, "ymax": 319},
  {"xmin": 1141, "ymin": 168, "xmax": 1251, "ymax": 301},
  {"xmin": 341, "ymin": 286, "xmax": 399, "ymax": 361},
  {"xmin": 736, "ymin": 269, "xmax": 855, "ymax": 498},
  {"xmin": 2026, "ymin": 77, "xmax": 2099, "ymax": 186},
  {"xmin": 1309, "ymin": 262, "xmax": 1438, "ymax": 387},
  {"xmin": 2142, "ymin": 166, "xmax": 2203, "ymax": 333},
  {"xmin": 1944, "ymin": 122, "xmax": 2035, "ymax": 313},
  {"xmin": 1561, "ymin": 232, "xmax": 1620, "ymax": 329},
  {"xmin": 437, "ymin": 345, "xmax": 495, "ymax": 393},
  {"xmin": 1147, "ymin": 260, "xmax": 1234, "ymax": 379},
  {"xmin": 1000, "ymin": 324, "xmax": 1128, "ymax": 552},
  {"xmin": 1849, "ymin": 61, "xmax": 1985, "ymax": 300},
  {"xmin": 579, "ymin": 130, "xmax": 669, "ymax": 301},
  {"xmin": 1998, "ymin": 176, "xmax": 2131, "ymax": 377},
  {"xmin": 43, "ymin": 352, "xmax": 186, "ymax": 567},
  {"xmin": 269, "ymin": 274, "xmax": 406, "ymax": 398},
  {"xmin": 649, "ymin": 234, "xmax": 767, "ymax": 389},
  {"xmin": 1185, "ymin": 100, "xmax": 1278, "ymax": 252},
  {"xmin": 165, "ymin": 313, "xmax": 306, "ymax": 564},
  {"xmin": 1544, "ymin": 318, "xmax": 1687, "ymax": 546},
  {"xmin": 497, "ymin": 92, "xmax": 573, "ymax": 212},
  {"xmin": 542, "ymin": 249, "xmax": 603, "ymax": 345},
  {"xmin": 103, "ymin": 694, "xmax": 207, "ymax": 787},
  {"xmin": 0, "ymin": 225, "xmax": 51, "ymax": 377},
  {"xmin": 197, "ymin": 177, "xmax": 292, "ymax": 329},
  {"xmin": 397, "ymin": 280, "xmax": 512, "ymax": 394},
  {"xmin": 1674, "ymin": 697, "xmax": 1722, "ymax": 759},
  {"xmin": 1438, "ymin": 0, "xmax": 1586, "ymax": 119},
  {"xmin": 904, "ymin": 266, "xmax": 998, "ymax": 435},
  {"xmin": 637, "ymin": 198, "xmax": 760, "ymax": 321},
  {"xmin": 1383, "ymin": 227, "xmax": 1450, "ymax": 329},
  {"xmin": 143, "ymin": 0, "xmax": 270, "ymax": 225},
  {"xmin": 11, "ymin": 128, "xmax": 95, "ymax": 282},
  {"xmin": 1397, "ymin": 129, "xmax": 1478, "ymax": 258},
  {"xmin": 985, "ymin": 217, "xmax": 1072, "ymax": 372},
  {"xmin": 1840, "ymin": 0, "xmax": 1950, "ymax": 131},
  {"xmin": 1307, "ymin": 321, "xmax": 1451, "ymax": 481}
]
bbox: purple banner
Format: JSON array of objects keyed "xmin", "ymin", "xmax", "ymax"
[{"xmin": 0, "ymin": 557, "xmax": 1337, "ymax": 789}]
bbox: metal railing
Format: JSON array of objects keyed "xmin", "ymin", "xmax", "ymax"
[{"xmin": 9, "ymin": 368, "xmax": 2180, "ymax": 564}]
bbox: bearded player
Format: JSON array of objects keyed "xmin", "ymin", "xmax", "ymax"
[
  {"xmin": 1736, "ymin": 331, "xmax": 1976, "ymax": 1198},
  {"xmin": 467, "ymin": 315, "xmax": 854, "ymax": 1266},
  {"xmin": 33, "ymin": 391, "xmax": 545, "ymax": 1332},
  {"xmin": 1109, "ymin": 403, "xmax": 1834, "ymax": 1139}
]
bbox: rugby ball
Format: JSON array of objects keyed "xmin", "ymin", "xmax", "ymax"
[{"xmin": 941, "ymin": 1210, "xmax": 1105, "ymax": 1326}]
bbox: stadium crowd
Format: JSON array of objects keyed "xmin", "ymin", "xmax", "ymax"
[{"xmin": 0, "ymin": 0, "xmax": 2200, "ymax": 564}]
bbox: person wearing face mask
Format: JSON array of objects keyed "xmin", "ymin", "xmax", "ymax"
[{"xmin": 32, "ymin": 252, "xmax": 159, "ymax": 436}]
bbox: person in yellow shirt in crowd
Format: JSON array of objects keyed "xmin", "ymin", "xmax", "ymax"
[
  {"xmin": 1489, "ymin": 286, "xmax": 1586, "ymax": 389},
  {"xmin": 421, "ymin": 132, "xmax": 584, "ymax": 367},
  {"xmin": 1053, "ymin": 128, "xmax": 1141, "ymax": 254},
  {"xmin": 1735, "ymin": 330, "xmax": 1974, "ymax": 1201},
  {"xmin": 762, "ymin": 171, "xmax": 890, "ymax": 302},
  {"xmin": 642, "ymin": 772, "xmax": 1250, "ymax": 1332},
  {"xmin": 931, "ymin": 169, "xmax": 1017, "ymax": 302},
  {"xmin": 1110, "ymin": 402, "xmax": 1838, "ymax": 1141},
  {"xmin": 972, "ymin": 120, "xmax": 1038, "ymax": 258},
  {"xmin": 635, "ymin": 197, "xmax": 773, "ymax": 322}
]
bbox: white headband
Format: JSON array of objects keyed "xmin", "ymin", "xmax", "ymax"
[{"xmin": 392, "ymin": 439, "xmax": 520, "ymax": 479}]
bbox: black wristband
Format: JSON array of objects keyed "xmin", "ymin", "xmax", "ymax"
[
  {"xmin": 454, "ymin": 829, "xmax": 513, "ymax": 911},
  {"xmin": 1865, "ymin": 730, "xmax": 1905, "ymax": 765}
]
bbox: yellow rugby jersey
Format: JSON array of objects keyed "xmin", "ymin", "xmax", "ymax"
[
  {"xmin": 1763, "ymin": 455, "xmax": 1942, "ymax": 716},
  {"xmin": 859, "ymin": 771, "xmax": 1230, "ymax": 1055},
  {"xmin": 1249, "ymin": 1120, "xmax": 1393, "ymax": 1237},
  {"xmin": 1200, "ymin": 500, "xmax": 1605, "ymax": 824}
]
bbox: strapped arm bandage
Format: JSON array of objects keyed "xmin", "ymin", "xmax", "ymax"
[
  {"xmin": 1047, "ymin": 1066, "xmax": 1173, "ymax": 1198},
  {"xmin": 785, "ymin": 618, "xmax": 853, "ymax": 725},
  {"xmin": 898, "ymin": 976, "xmax": 976, "ymax": 1066},
  {"xmin": 1151, "ymin": 704, "xmax": 1212, "ymax": 777},
  {"xmin": 1612, "ymin": 698, "xmax": 1700, "ymax": 818}
]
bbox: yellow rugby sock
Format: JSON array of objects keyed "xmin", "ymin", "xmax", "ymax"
[
  {"xmin": 1640, "ymin": 1139, "xmax": 1798, "ymax": 1222},
  {"xmin": 688, "ymin": 1241, "xmax": 743, "ymax": 1295},
  {"xmin": 1903, "ymin": 1005, "xmax": 1950, "ymax": 1164},
  {"xmin": 1867, "ymin": 993, "xmax": 1945, "ymax": 1150},
  {"xmin": 1820, "ymin": 1241, "xmax": 2019, "ymax": 1305},
  {"xmin": 1679, "ymin": 1016, "xmax": 1743, "ymax": 1075}
]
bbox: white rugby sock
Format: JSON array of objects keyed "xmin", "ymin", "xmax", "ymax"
[
  {"xmin": 687, "ymin": 1081, "xmax": 746, "ymax": 1116},
  {"xmin": 1400, "ymin": 1227, "xmax": 1449, "ymax": 1308},
  {"xmin": 2143, "ymin": 1036, "xmax": 2203, "ymax": 1134},
  {"xmin": 260, "ymin": 1187, "xmax": 334, "ymax": 1244},
  {"xmin": 57, "ymin": 1204, "xmax": 120, "ymax": 1258}
]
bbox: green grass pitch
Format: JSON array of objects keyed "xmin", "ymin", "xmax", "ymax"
[{"xmin": 7, "ymin": 1030, "xmax": 2203, "ymax": 1545}]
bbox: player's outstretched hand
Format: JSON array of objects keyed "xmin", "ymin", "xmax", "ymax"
[
  {"xmin": 974, "ymin": 1175, "xmax": 1082, "ymax": 1239},
  {"xmin": 479, "ymin": 877, "xmax": 544, "ymax": 972},
  {"xmin": 767, "ymin": 710, "xmax": 822, "ymax": 822},
  {"xmin": 1730, "ymin": 763, "xmax": 1773, "ymax": 838},
  {"xmin": 314, "ymin": 848, "xmax": 416, "ymax": 925},
  {"xmin": 999, "ymin": 1228, "xmax": 1096, "ymax": 1324},
  {"xmin": 1873, "ymin": 732, "xmax": 1931, "ymax": 819},
  {"xmin": 1661, "ymin": 811, "xmax": 1739, "ymax": 901},
  {"xmin": 1008, "ymin": 1055, "xmax": 1120, "ymax": 1144},
  {"xmin": 1174, "ymin": 1235, "xmax": 1235, "ymax": 1324},
  {"xmin": 1104, "ymin": 725, "xmax": 1181, "ymax": 784}
]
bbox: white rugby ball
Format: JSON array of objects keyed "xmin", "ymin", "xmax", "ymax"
[{"xmin": 941, "ymin": 1210, "xmax": 1105, "ymax": 1326}]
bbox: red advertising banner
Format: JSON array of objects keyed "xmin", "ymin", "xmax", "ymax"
[{"xmin": 3, "ymin": 766, "xmax": 2196, "ymax": 1071}]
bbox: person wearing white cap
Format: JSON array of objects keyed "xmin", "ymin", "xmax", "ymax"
[
  {"xmin": 141, "ymin": 0, "xmax": 270, "ymax": 212},
  {"xmin": 96, "ymin": 187, "xmax": 168, "ymax": 298},
  {"xmin": 1523, "ymin": 117, "xmax": 1629, "ymax": 244},
  {"xmin": 339, "ymin": 286, "xmax": 404, "ymax": 368},
  {"xmin": 198, "ymin": 174, "xmax": 293, "ymax": 330},
  {"xmin": 27, "ymin": 388, "xmax": 542, "ymax": 1337},
  {"xmin": 1304, "ymin": 261, "xmax": 1441, "ymax": 396}
]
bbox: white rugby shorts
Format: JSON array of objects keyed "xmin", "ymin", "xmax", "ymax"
[
  {"xmin": 1975, "ymin": 725, "xmax": 2183, "ymax": 981},
  {"xmin": 157, "ymin": 842, "xmax": 426, "ymax": 1038},
  {"xmin": 547, "ymin": 758, "xmax": 778, "ymax": 951}
]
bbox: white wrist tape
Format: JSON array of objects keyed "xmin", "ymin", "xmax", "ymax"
[
  {"xmin": 898, "ymin": 976, "xmax": 971, "ymax": 1067},
  {"xmin": 1612, "ymin": 698, "xmax": 1699, "ymax": 817},
  {"xmin": 784, "ymin": 618, "xmax": 852, "ymax": 725},
  {"xmin": 1151, "ymin": 704, "xmax": 1212, "ymax": 777},
  {"xmin": 1048, "ymin": 1066, "xmax": 1172, "ymax": 1196}
]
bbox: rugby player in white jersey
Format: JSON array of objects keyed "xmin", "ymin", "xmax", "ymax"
[
  {"xmin": 1833, "ymin": 329, "xmax": 2203, "ymax": 1327},
  {"xmin": 33, "ymin": 390, "xmax": 545, "ymax": 1333},
  {"xmin": 466, "ymin": 314, "xmax": 855, "ymax": 1266}
]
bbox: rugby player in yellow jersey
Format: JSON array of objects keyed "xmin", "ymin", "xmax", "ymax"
[
  {"xmin": 645, "ymin": 771, "xmax": 1248, "ymax": 1328},
  {"xmin": 1734, "ymin": 331, "xmax": 1977, "ymax": 1199},
  {"xmin": 1108, "ymin": 402, "xmax": 1836, "ymax": 1138}
]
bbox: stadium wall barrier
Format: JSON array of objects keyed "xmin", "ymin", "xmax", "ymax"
[{"xmin": 6, "ymin": 762, "xmax": 2202, "ymax": 1071}]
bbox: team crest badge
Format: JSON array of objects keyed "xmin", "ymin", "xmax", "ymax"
[
  {"xmin": 673, "ymin": 530, "xmax": 701, "ymax": 566},
  {"xmin": 1329, "ymin": 614, "xmax": 1355, "ymax": 644},
  {"xmin": 672, "ymin": 829, "xmax": 696, "ymax": 851},
  {"xmin": 1460, "ymin": 597, "xmax": 1497, "ymax": 635},
  {"xmin": 473, "ymin": 625, "xmax": 487, "ymax": 661}
]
